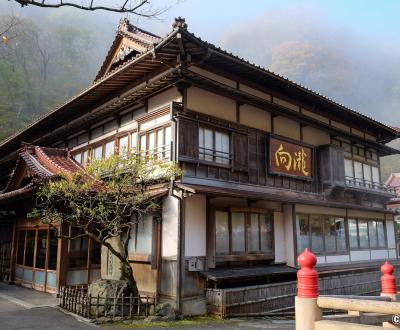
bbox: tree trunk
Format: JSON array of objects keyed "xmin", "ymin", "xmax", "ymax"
[{"xmin": 120, "ymin": 259, "xmax": 139, "ymax": 296}]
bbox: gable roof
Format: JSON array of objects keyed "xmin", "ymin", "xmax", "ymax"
[
  {"xmin": 0, "ymin": 145, "xmax": 89, "ymax": 201},
  {"xmin": 0, "ymin": 17, "xmax": 398, "ymax": 167},
  {"xmin": 95, "ymin": 18, "xmax": 161, "ymax": 81}
]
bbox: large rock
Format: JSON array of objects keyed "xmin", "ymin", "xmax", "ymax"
[
  {"xmin": 88, "ymin": 279, "xmax": 131, "ymax": 316},
  {"xmin": 88, "ymin": 279, "xmax": 131, "ymax": 299}
]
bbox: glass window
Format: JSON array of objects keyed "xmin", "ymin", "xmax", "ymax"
[
  {"xmin": 93, "ymin": 145, "xmax": 103, "ymax": 160},
  {"xmin": 35, "ymin": 230, "xmax": 48, "ymax": 269},
  {"xmin": 48, "ymin": 229, "xmax": 58, "ymax": 271},
  {"xmin": 74, "ymin": 153, "xmax": 82, "ymax": 164},
  {"xmin": 296, "ymin": 214, "xmax": 309, "ymax": 253},
  {"xmin": 363, "ymin": 164, "xmax": 372, "ymax": 183},
  {"xmin": 82, "ymin": 150, "xmax": 88, "ymax": 166},
  {"xmin": 17, "ymin": 230, "xmax": 26, "ymax": 265},
  {"xmin": 216, "ymin": 211, "xmax": 229, "ymax": 255},
  {"xmin": 129, "ymin": 215, "xmax": 153, "ymax": 255},
  {"xmin": 349, "ymin": 219, "xmax": 358, "ymax": 249},
  {"xmin": 104, "ymin": 141, "xmax": 115, "ymax": 158},
  {"xmin": 344, "ymin": 159, "xmax": 353, "ymax": 178},
  {"xmin": 335, "ymin": 218, "xmax": 346, "ymax": 252},
  {"xmin": 358, "ymin": 220, "xmax": 369, "ymax": 248},
  {"xmin": 323, "ymin": 216, "xmax": 336, "ymax": 253},
  {"xmin": 215, "ymin": 131, "xmax": 230, "ymax": 164},
  {"xmin": 372, "ymin": 167, "xmax": 380, "ymax": 184},
  {"xmin": 231, "ymin": 212, "xmax": 245, "ymax": 253},
  {"xmin": 148, "ymin": 131, "xmax": 156, "ymax": 152},
  {"xmin": 165, "ymin": 126, "xmax": 171, "ymax": 145},
  {"xmin": 24, "ymin": 230, "xmax": 36, "ymax": 267},
  {"xmin": 368, "ymin": 221, "xmax": 378, "ymax": 248},
  {"xmin": 131, "ymin": 132, "xmax": 138, "ymax": 151},
  {"xmin": 377, "ymin": 222, "xmax": 386, "ymax": 248},
  {"xmin": 140, "ymin": 134, "xmax": 146, "ymax": 152},
  {"xmin": 119, "ymin": 136, "xmax": 129, "ymax": 155},
  {"xmin": 68, "ymin": 228, "xmax": 89, "ymax": 268},
  {"xmin": 248, "ymin": 214, "xmax": 260, "ymax": 252},
  {"xmin": 260, "ymin": 214, "xmax": 273, "ymax": 252},
  {"xmin": 354, "ymin": 161, "xmax": 363, "ymax": 181},
  {"xmin": 310, "ymin": 215, "xmax": 323, "ymax": 253}
]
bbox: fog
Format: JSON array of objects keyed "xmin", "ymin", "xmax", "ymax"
[{"xmin": 219, "ymin": 5, "xmax": 400, "ymax": 126}]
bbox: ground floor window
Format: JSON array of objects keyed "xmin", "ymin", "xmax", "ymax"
[
  {"xmin": 296, "ymin": 214, "xmax": 388, "ymax": 255},
  {"xmin": 16, "ymin": 228, "xmax": 58, "ymax": 270},
  {"xmin": 68, "ymin": 227, "xmax": 101, "ymax": 269},
  {"xmin": 296, "ymin": 214, "xmax": 346, "ymax": 254},
  {"xmin": 215, "ymin": 210, "xmax": 273, "ymax": 255},
  {"xmin": 348, "ymin": 219, "xmax": 386, "ymax": 249},
  {"xmin": 128, "ymin": 215, "xmax": 154, "ymax": 255}
]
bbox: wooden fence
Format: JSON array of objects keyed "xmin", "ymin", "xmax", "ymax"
[
  {"xmin": 0, "ymin": 243, "xmax": 11, "ymax": 281},
  {"xmin": 207, "ymin": 268, "xmax": 400, "ymax": 318},
  {"xmin": 59, "ymin": 286, "xmax": 156, "ymax": 319}
]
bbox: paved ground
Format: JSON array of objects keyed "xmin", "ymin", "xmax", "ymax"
[{"xmin": 0, "ymin": 282, "xmax": 295, "ymax": 329}]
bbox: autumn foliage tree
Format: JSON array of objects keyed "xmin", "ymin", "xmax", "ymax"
[{"xmin": 29, "ymin": 151, "xmax": 181, "ymax": 294}]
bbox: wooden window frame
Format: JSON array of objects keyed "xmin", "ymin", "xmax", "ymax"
[
  {"xmin": 214, "ymin": 208, "xmax": 274, "ymax": 262},
  {"xmin": 296, "ymin": 213, "xmax": 349, "ymax": 256},
  {"xmin": 348, "ymin": 218, "xmax": 388, "ymax": 251},
  {"xmin": 198, "ymin": 125, "xmax": 231, "ymax": 168}
]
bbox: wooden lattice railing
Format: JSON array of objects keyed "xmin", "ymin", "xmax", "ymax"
[{"xmin": 59, "ymin": 286, "xmax": 156, "ymax": 319}]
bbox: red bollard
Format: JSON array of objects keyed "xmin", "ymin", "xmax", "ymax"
[
  {"xmin": 297, "ymin": 248, "xmax": 319, "ymax": 298},
  {"xmin": 381, "ymin": 261, "xmax": 397, "ymax": 295}
]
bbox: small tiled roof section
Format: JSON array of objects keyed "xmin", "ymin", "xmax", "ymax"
[
  {"xmin": 386, "ymin": 173, "xmax": 400, "ymax": 195},
  {"xmin": 0, "ymin": 144, "xmax": 91, "ymax": 201},
  {"xmin": 95, "ymin": 18, "xmax": 161, "ymax": 81}
]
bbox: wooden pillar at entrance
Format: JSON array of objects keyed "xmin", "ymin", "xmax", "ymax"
[
  {"xmin": 9, "ymin": 222, "xmax": 17, "ymax": 283},
  {"xmin": 56, "ymin": 222, "xmax": 69, "ymax": 290}
]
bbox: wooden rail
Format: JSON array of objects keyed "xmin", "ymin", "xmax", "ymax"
[
  {"xmin": 317, "ymin": 296, "xmax": 400, "ymax": 315},
  {"xmin": 315, "ymin": 320, "xmax": 385, "ymax": 330}
]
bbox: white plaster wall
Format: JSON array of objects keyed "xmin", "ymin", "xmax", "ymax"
[
  {"xmin": 371, "ymin": 250, "xmax": 389, "ymax": 260},
  {"xmin": 148, "ymin": 87, "xmax": 181, "ymax": 111},
  {"xmin": 350, "ymin": 250, "xmax": 371, "ymax": 261},
  {"xmin": 283, "ymin": 204, "xmax": 295, "ymax": 267},
  {"xmin": 386, "ymin": 220, "xmax": 396, "ymax": 249},
  {"xmin": 317, "ymin": 256, "xmax": 326, "ymax": 265},
  {"xmin": 389, "ymin": 249, "xmax": 397, "ymax": 259},
  {"xmin": 325, "ymin": 255, "xmax": 350, "ymax": 263},
  {"xmin": 273, "ymin": 211, "xmax": 286, "ymax": 263},
  {"xmin": 162, "ymin": 196, "xmax": 179, "ymax": 258},
  {"xmin": 184, "ymin": 194, "xmax": 207, "ymax": 257}
]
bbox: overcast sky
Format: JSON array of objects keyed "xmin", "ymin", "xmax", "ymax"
[{"xmin": 4, "ymin": 0, "xmax": 400, "ymax": 126}]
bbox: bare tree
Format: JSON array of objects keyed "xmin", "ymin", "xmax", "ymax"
[
  {"xmin": 0, "ymin": 15, "xmax": 22, "ymax": 45},
  {"xmin": 10, "ymin": 0, "xmax": 172, "ymax": 16}
]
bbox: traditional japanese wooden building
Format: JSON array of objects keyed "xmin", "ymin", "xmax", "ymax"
[{"xmin": 0, "ymin": 17, "xmax": 399, "ymax": 314}]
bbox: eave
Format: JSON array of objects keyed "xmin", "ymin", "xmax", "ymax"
[{"xmin": 179, "ymin": 70, "xmax": 399, "ymax": 156}]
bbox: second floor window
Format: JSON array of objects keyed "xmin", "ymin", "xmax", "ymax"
[
  {"xmin": 199, "ymin": 127, "xmax": 230, "ymax": 165},
  {"xmin": 139, "ymin": 126, "xmax": 171, "ymax": 160},
  {"xmin": 344, "ymin": 159, "xmax": 380, "ymax": 188}
]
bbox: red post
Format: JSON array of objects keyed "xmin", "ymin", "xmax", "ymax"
[
  {"xmin": 381, "ymin": 261, "xmax": 397, "ymax": 295},
  {"xmin": 297, "ymin": 248, "xmax": 319, "ymax": 298}
]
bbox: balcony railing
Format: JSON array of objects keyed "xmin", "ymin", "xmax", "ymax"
[
  {"xmin": 198, "ymin": 147, "xmax": 231, "ymax": 166},
  {"xmin": 345, "ymin": 176, "xmax": 396, "ymax": 194},
  {"xmin": 140, "ymin": 144, "xmax": 172, "ymax": 161}
]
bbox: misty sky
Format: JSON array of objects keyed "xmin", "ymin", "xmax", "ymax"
[{"xmin": 3, "ymin": 0, "xmax": 400, "ymax": 126}]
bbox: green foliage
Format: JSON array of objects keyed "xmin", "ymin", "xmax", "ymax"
[{"xmin": 30, "ymin": 152, "xmax": 181, "ymax": 239}]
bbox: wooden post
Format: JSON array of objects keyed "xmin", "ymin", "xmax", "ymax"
[
  {"xmin": 129, "ymin": 294, "xmax": 132, "ymax": 318},
  {"xmin": 295, "ymin": 249, "xmax": 322, "ymax": 330},
  {"xmin": 381, "ymin": 261, "xmax": 397, "ymax": 301},
  {"xmin": 121, "ymin": 293, "xmax": 124, "ymax": 318},
  {"xmin": 96, "ymin": 294, "xmax": 99, "ymax": 318}
]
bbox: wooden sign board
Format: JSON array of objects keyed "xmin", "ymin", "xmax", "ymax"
[{"xmin": 269, "ymin": 137, "xmax": 313, "ymax": 180}]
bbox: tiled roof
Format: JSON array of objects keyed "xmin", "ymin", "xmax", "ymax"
[
  {"xmin": 0, "ymin": 145, "xmax": 92, "ymax": 201},
  {"xmin": 386, "ymin": 173, "xmax": 400, "ymax": 196},
  {"xmin": 95, "ymin": 18, "xmax": 161, "ymax": 81}
]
